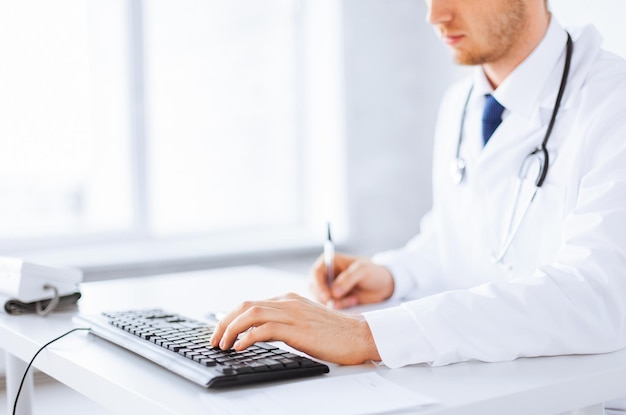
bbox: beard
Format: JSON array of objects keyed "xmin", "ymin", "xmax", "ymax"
[{"xmin": 453, "ymin": 0, "xmax": 528, "ymax": 66}]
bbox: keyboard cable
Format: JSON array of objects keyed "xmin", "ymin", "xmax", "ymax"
[{"xmin": 12, "ymin": 327, "xmax": 91, "ymax": 415}]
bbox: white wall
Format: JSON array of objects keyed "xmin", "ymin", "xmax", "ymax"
[
  {"xmin": 550, "ymin": 0, "xmax": 626, "ymax": 58},
  {"xmin": 340, "ymin": 0, "xmax": 464, "ymax": 256}
]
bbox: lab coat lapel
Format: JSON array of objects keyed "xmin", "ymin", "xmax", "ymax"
[{"xmin": 474, "ymin": 112, "xmax": 545, "ymax": 188}]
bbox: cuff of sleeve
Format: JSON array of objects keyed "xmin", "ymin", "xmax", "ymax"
[{"xmin": 363, "ymin": 304, "xmax": 436, "ymax": 368}]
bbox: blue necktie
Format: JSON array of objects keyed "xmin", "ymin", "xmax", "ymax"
[{"xmin": 482, "ymin": 94, "xmax": 505, "ymax": 145}]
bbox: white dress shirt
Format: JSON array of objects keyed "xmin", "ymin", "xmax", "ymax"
[{"xmin": 363, "ymin": 15, "xmax": 626, "ymax": 390}]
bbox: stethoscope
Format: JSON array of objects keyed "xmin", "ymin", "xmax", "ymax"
[{"xmin": 450, "ymin": 33, "xmax": 573, "ymax": 267}]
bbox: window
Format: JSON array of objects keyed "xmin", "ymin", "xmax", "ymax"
[
  {"xmin": 0, "ymin": 0, "xmax": 133, "ymax": 243},
  {"xmin": 144, "ymin": 1, "xmax": 301, "ymax": 235},
  {"xmin": 0, "ymin": 0, "xmax": 346, "ymax": 269}
]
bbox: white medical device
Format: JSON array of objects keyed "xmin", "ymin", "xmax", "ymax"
[{"xmin": 0, "ymin": 257, "xmax": 82, "ymax": 305}]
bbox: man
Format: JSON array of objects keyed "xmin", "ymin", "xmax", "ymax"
[{"xmin": 211, "ymin": 0, "xmax": 626, "ymax": 409}]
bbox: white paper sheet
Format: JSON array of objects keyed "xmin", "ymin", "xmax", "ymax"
[{"xmin": 203, "ymin": 372, "xmax": 437, "ymax": 415}]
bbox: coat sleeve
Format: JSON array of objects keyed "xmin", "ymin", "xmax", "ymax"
[
  {"xmin": 371, "ymin": 210, "xmax": 445, "ymax": 301},
  {"xmin": 365, "ymin": 72, "xmax": 626, "ymax": 369}
]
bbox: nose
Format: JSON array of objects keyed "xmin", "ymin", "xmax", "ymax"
[{"xmin": 425, "ymin": 0, "xmax": 453, "ymax": 25}]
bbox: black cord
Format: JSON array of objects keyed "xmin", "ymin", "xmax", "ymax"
[{"xmin": 12, "ymin": 327, "xmax": 91, "ymax": 415}]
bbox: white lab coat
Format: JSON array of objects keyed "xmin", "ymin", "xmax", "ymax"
[{"xmin": 363, "ymin": 16, "xmax": 626, "ymax": 381}]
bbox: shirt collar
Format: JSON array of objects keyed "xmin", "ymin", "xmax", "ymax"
[{"xmin": 472, "ymin": 16, "xmax": 568, "ymax": 120}]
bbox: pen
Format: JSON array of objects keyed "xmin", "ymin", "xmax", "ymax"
[{"xmin": 324, "ymin": 222, "xmax": 335, "ymax": 307}]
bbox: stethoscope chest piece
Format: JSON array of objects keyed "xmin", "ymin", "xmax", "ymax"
[{"xmin": 449, "ymin": 158, "xmax": 466, "ymax": 185}]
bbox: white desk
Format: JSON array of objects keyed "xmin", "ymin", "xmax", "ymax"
[{"xmin": 1, "ymin": 266, "xmax": 626, "ymax": 415}]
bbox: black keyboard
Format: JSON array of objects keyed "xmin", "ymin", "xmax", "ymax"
[{"xmin": 84, "ymin": 309, "xmax": 329, "ymax": 388}]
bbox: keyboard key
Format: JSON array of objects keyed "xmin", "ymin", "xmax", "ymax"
[
  {"xmin": 248, "ymin": 362, "xmax": 270, "ymax": 372},
  {"xmin": 231, "ymin": 364, "xmax": 253, "ymax": 374},
  {"xmin": 185, "ymin": 351, "xmax": 201, "ymax": 359},
  {"xmin": 296, "ymin": 357, "xmax": 317, "ymax": 367},
  {"xmin": 257, "ymin": 358, "xmax": 284, "ymax": 370},
  {"xmin": 277, "ymin": 358, "xmax": 300, "ymax": 369},
  {"xmin": 169, "ymin": 344, "xmax": 185, "ymax": 352},
  {"xmin": 255, "ymin": 342, "xmax": 278, "ymax": 351},
  {"xmin": 216, "ymin": 366, "xmax": 236, "ymax": 375},
  {"xmin": 199, "ymin": 358, "xmax": 217, "ymax": 367}
]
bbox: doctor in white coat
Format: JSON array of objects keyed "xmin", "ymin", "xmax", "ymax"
[{"xmin": 211, "ymin": 0, "xmax": 626, "ymax": 410}]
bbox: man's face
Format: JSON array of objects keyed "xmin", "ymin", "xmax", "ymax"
[{"xmin": 426, "ymin": 0, "xmax": 528, "ymax": 66}]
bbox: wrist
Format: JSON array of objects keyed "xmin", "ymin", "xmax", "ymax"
[{"xmin": 355, "ymin": 315, "xmax": 381, "ymax": 363}]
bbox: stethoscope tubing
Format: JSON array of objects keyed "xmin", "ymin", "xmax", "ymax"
[{"xmin": 451, "ymin": 32, "xmax": 574, "ymax": 266}]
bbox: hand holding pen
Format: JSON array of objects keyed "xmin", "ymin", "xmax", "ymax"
[{"xmin": 311, "ymin": 225, "xmax": 395, "ymax": 309}]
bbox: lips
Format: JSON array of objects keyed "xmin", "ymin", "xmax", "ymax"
[
  {"xmin": 437, "ymin": 25, "xmax": 466, "ymax": 47},
  {"xmin": 443, "ymin": 34, "xmax": 465, "ymax": 46}
]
